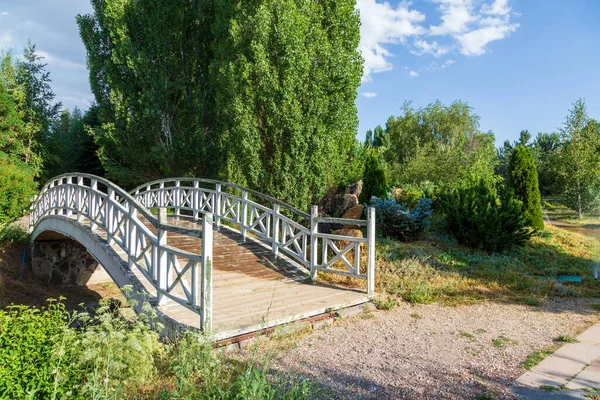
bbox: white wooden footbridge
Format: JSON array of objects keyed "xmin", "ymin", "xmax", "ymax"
[{"xmin": 29, "ymin": 174, "xmax": 375, "ymax": 340}]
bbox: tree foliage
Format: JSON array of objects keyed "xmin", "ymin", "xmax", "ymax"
[
  {"xmin": 78, "ymin": 0, "xmax": 362, "ymax": 210},
  {"xmin": 384, "ymin": 100, "xmax": 497, "ymax": 189},
  {"xmin": 531, "ymin": 132, "xmax": 561, "ymax": 196},
  {"xmin": 556, "ymin": 98, "xmax": 600, "ymax": 218},
  {"xmin": 507, "ymin": 145, "xmax": 544, "ymax": 230}
]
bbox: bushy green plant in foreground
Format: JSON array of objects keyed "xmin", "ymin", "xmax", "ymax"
[
  {"xmin": 0, "ymin": 296, "xmax": 312, "ymax": 399},
  {"xmin": 442, "ymin": 182, "xmax": 532, "ymax": 252},
  {"xmin": 370, "ymin": 197, "xmax": 432, "ymax": 241}
]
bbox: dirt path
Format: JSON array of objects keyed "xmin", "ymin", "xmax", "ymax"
[{"xmin": 272, "ymin": 300, "xmax": 599, "ymax": 399}]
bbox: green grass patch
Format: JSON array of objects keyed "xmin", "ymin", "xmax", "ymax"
[
  {"xmin": 372, "ymin": 298, "xmax": 397, "ymax": 310},
  {"xmin": 492, "ymin": 335, "xmax": 517, "ymax": 348},
  {"xmin": 521, "ymin": 349, "xmax": 556, "ymax": 370},
  {"xmin": 590, "ymin": 304, "xmax": 600, "ymax": 312},
  {"xmin": 554, "ymin": 335, "xmax": 579, "ymax": 343},
  {"xmin": 459, "ymin": 330, "xmax": 477, "ymax": 342},
  {"xmin": 539, "ymin": 385, "xmax": 559, "ymax": 392}
]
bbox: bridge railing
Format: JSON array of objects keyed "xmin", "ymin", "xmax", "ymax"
[
  {"xmin": 29, "ymin": 174, "xmax": 214, "ymax": 332},
  {"xmin": 131, "ymin": 178, "xmax": 376, "ymax": 294}
]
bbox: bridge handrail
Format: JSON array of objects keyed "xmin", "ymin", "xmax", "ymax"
[
  {"xmin": 131, "ymin": 178, "xmax": 376, "ymax": 293},
  {"xmin": 131, "ymin": 178, "xmax": 310, "ymax": 221},
  {"xmin": 29, "ymin": 173, "xmax": 214, "ymax": 331}
]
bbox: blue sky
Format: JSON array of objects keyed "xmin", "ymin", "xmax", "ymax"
[{"xmin": 1, "ymin": 0, "xmax": 599, "ymax": 146}]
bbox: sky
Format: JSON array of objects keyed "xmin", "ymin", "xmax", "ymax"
[{"xmin": 0, "ymin": 0, "xmax": 599, "ymax": 145}]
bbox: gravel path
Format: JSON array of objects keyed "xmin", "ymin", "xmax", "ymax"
[{"xmin": 272, "ymin": 299, "xmax": 599, "ymax": 399}]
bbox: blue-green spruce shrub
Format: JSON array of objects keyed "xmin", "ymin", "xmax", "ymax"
[{"xmin": 370, "ymin": 197, "xmax": 432, "ymax": 241}]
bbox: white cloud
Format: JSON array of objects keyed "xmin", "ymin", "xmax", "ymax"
[
  {"xmin": 409, "ymin": 70, "xmax": 419, "ymax": 78},
  {"xmin": 412, "ymin": 39, "xmax": 450, "ymax": 57},
  {"xmin": 356, "ymin": 0, "xmax": 519, "ymax": 81},
  {"xmin": 0, "ymin": 32, "xmax": 11, "ymax": 49},
  {"xmin": 0, "ymin": 11, "xmax": 8, "ymax": 17},
  {"xmin": 362, "ymin": 92, "xmax": 377, "ymax": 98},
  {"xmin": 37, "ymin": 50, "xmax": 86, "ymax": 70},
  {"xmin": 357, "ymin": 0, "xmax": 425, "ymax": 81},
  {"xmin": 429, "ymin": 0, "xmax": 475, "ymax": 36}
]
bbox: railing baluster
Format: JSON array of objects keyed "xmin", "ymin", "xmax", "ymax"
[
  {"xmin": 214, "ymin": 184, "xmax": 221, "ymax": 229},
  {"xmin": 272, "ymin": 204, "xmax": 280, "ymax": 256},
  {"xmin": 193, "ymin": 181, "xmax": 199, "ymax": 220}
]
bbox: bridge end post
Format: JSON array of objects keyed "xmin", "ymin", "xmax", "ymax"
[
  {"xmin": 367, "ymin": 207, "xmax": 376, "ymax": 295},
  {"xmin": 272, "ymin": 204, "xmax": 280, "ymax": 257},
  {"xmin": 240, "ymin": 191, "xmax": 248, "ymax": 241},
  {"xmin": 201, "ymin": 213, "xmax": 214, "ymax": 334},
  {"xmin": 309, "ymin": 205, "xmax": 319, "ymax": 282}
]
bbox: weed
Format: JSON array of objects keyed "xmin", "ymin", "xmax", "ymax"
[
  {"xmin": 492, "ymin": 335, "xmax": 517, "ymax": 348},
  {"xmin": 459, "ymin": 331, "xmax": 477, "ymax": 342},
  {"xmin": 539, "ymin": 385, "xmax": 559, "ymax": 392},
  {"xmin": 403, "ymin": 283, "xmax": 434, "ymax": 304},
  {"xmin": 410, "ymin": 312, "xmax": 423, "ymax": 320},
  {"xmin": 590, "ymin": 304, "xmax": 600, "ymax": 312},
  {"xmin": 360, "ymin": 313, "xmax": 375, "ymax": 320},
  {"xmin": 476, "ymin": 329, "xmax": 487, "ymax": 334},
  {"xmin": 521, "ymin": 349, "xmax": 556, "ymax": 370},
  {"xmin": 474, "ymin": 393, "xmax": 496, "ymax": 400},
  {"xmin": 555, "ymin": 335, "xmax": 579, "ymax": 343},
  {"xmin": 515, "ymin": 294, "xmax": 544, "ymax": 307},
  {"xmin": 373, "ymin": 298, "xmax": 397, "ymax": 310}
]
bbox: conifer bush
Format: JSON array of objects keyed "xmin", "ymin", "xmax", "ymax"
[
  {"xmin": 370, "ymin": 197, "xmax": 432, "ymax": 241},
  {"xmin": 359, "ymin": 150, "xmax": 388, "ymax": 204},
  {"xmin": 441, "ymin": 181, "xmax": 532, "ymax": 252},
  {"xmin": 507, "ymin": 145, "xmax": 544, "ymax": 230}
]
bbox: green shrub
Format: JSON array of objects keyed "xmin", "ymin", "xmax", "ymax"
[
  {"xmin": 0, "ymin": 155, "xmax": 37, "ymax": 223},
  {"xmin": 0, "ymin": 299, "xmax": 77, "ymax": 399},
  {"xmin": 441, "ymin": 181, "xmax": 532, "ymax": 252},
  {"xmin": 507, "ymin": 146, "xmax": 544, "ymax": 230},
  {"xmin": 370, "ymin": 197, "xmax": 432, "ymax": 241},
  {"xmin": 403, "ymin": 283, "xmax": 434, "ymax": 304},
  {"xmin": 392, "ymin": 185, "xmax": 423, "ymax": 209},
  {"xmin": 359, "ymin": 150, "xmax": 387, "ymax": 204}
]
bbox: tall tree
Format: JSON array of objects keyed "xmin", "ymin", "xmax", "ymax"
[
  {"xmin": 518, "ymin": 130, "xmax": 531, "ymax": 147},
  {"xmin": 531, "ymin": 132, "xmax": 561, "ymax": 196},
  {"xmin": 78, "ymin": 0, "xmax": 216, "ymax": 185},
  {"xmin": 507, "ymin": 145, "xmax": 544, "ymax": 230},
  {"xmin": 384, "ymin": 100, "xmax": 497, "ymax": 188},
  {"xmin": 212, "ymin": 0, "xmax": 362, "ymax": 209},
  {"xmin": 557, "ymin": 99, "xmax": 600, "ymax": 218},
  {"xmin": 78, "ymin": 0, "xmax": 361, "ymax": 209},
  {"xmin": 495, "ymin": 139, "xmax": 514, "ymax": 181},
  {"xmin": 16, "ymin": 42, "xmax": 61, "ymax": 173}
]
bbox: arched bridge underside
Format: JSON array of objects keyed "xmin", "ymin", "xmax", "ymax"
[{"xmin": 30, "ymin": 174, "xmax": 375, "ymax": 340}]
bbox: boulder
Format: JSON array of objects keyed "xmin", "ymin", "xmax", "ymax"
[
  {"xmin": 391, "ymin": 188, "xmax": 402, "ymax": 199},
  {"xmin": 342, "ymin": 204, "xmax": 364, "ymax": 220},
  {"xmin": 345, "ymin": 180, "xmax": 363, "ymax": 199},
  {"xmin": 337, "ymin": 194, "xmax": 358, "ymax": 217}
]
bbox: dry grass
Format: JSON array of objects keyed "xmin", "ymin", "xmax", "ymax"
[{"xmin": 319, "ymin": 220, "xmax": 600, "ymax": 306}]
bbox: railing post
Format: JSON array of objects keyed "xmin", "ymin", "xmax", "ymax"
[
  {"xmin": 272, "ymin": 204, "xmax": 280, "ymax": 257},
  {"xmin": 367, "ymin": 207, "xmax": 376, "ymax": 295},
  {"xmin": 214, "ymin": 184, "xmax": 221, "ymax": 230},
  {"xmin": 201, "ymin": 213, "xmax": 213, "ymax": 333},
  {"xmin": 193, "ymin": 181, "xmax": 199, "ymax": 220},
  {"xmin": 156, "ymin": 208, "xmax": 169, "ymax": 306},
  {"xmin": 240, "ymin": 191, "xmax": 248, "ymax": 240},
  {"xmin": 65, "ymin": 177, "xmax": 72, "ymax": 217},
  {"xmin": 174, "ymin": 180, "xmax": 181, "ymax": 215},
  {"xmin": 76, "ymin": 176, "xmax": 83, "ymax": 221},
  {"xmin": 310, "ymin": 205, "xmax": 319, "ymax": 281}
]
